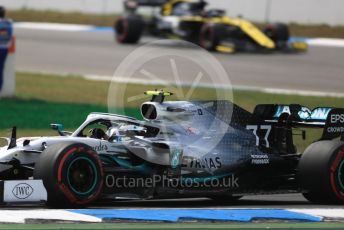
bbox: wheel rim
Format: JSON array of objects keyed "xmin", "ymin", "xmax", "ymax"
[
  {"xmin": 330, "ymin": 149, "xmax": 344, "ymax": 201},
  {"xmin": 66, "ymin": 157, "xmax": 98, "ymax": 196}
]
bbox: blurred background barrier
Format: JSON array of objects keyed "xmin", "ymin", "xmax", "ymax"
[
  {"xmin": 0, "ymin": 13, "xmax": 15, "ymax": 98},
  {"xmin": 1, "ymin": 0, "xmax": 344, "ymax": 26}
]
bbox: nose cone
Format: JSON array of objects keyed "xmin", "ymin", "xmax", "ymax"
[
  {"xmin": 0, "ymin": 147, "xmax": 17, "ymax": 164},
  {"xmin": 0, "ymin": 146, "xmax": 12, "ymax": 174},
  {"xmin": 0, "ymin": 145, "xmax": 7, "ymax": 155}
]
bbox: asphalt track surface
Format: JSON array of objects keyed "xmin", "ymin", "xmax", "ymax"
[
  {"xmin": 12, "ymin": 28, "xmax": 344, "ymax": 209},
  {"xmin": 16, "ymin": 29, "xmax": 344, "ymax": 93}
]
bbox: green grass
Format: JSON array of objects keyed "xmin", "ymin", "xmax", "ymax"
[
  {"xmin": 17, "ymin": 73, "xmax": 109, "ymax": 106},
  {"xmin": 234, "ymin": 90, "xmax": 344, "ymax": 111},
  {"xmin": 256, "ymin": 22, "xmax": 344, "ymax": 39},
  {"xmin": 8, "ymin": 9, "xmax": 117, "ymax": 27},
  {"xmin": 17, "ymin": 72, "xmax": 231, "ymax": 108},
  {"xmin": 16, "ymin": 72, "xmax": 344, "ymax": 111},
  {"xmin": 0, "ymin": 98, "xmax": 107, "ymax": 130},
  {"xmin": 8, "ymin": 9, "xmax": 344, "ymax": 38},
  {"xmin": 288, "ymin": 23, "xmax": 344, "ymax": 38}
]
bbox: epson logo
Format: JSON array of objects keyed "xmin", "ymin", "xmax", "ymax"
[
  {"xmin": 12, "ymin": 183, "xmax": 34, "ymax": 199},
  {"xmin": 330, "ymin": 114, "xmax": 344, "ymax": 123}
]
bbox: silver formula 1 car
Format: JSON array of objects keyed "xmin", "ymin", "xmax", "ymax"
[{"xmin": 0, "ymin": 90, "xmax": 344, "ymax": 207}]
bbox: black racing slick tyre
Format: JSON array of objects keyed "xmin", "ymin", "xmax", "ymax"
[
  {"xmin": 199, "ymin": 23, "xmax": 223, "ymax": 51},
  {"xmin": 264, "ymin": 23, "xmax": 290, "ymax": 43},
  {"xmin": 298, "ymin": 140, "xmax": 344, "ymax": 204},
  {"xmin": 115, "ymin": 15, "xmax": 144, "ymax": 44},
  {"xmin": 33, "ymin": 142, "xmax": 104, "ymax": 208}
]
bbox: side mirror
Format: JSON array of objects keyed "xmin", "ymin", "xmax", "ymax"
[{"xmin": 50, "ymin": 124, "xmax": 65, "ymax": 136}]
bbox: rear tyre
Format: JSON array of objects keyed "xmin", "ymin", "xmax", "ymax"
[
  {"xmin": 33, "ymin": 142, "xmax": 104, "ymax": 208},
  {"xmin": 299, "ymin": 140, "xmax": 344, "ymax": 204},
  {"xmin": 264, "ymin": 23, "xmax": 289, "ymax": 49},
  {"xmin": 199, "ymin": 23, "xmax": 223, "ymax": 51},
  {"xmin": 115, "ymin": 15, "xmax": 145, "ymax": 44}
]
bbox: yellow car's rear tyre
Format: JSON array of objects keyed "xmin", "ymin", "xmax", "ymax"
[{"xmin": 115, "ymin": 15, "xmax": 145, "ymax": 44}]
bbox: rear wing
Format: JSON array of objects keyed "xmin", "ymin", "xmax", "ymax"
[{"xmin": 254, "ymin": 104, "xmax": 344, "ymax": 140}]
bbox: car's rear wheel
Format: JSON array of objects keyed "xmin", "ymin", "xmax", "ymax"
[
  {"xmin": 298, "ymin": 140, "xmax": 344, "ymax": 204},
  {"xmin": 33, "ymin": 142, "xmax": 104, "ymax": 208},
  {"xmin": 264, "ymin": 23, "xmax": 290, "ymax": 42},
  {"xmin": 115, "ymin": 15, "xmax": 145, "ymax": 44},
  {"xmin": 264, "ymin": 23, "xmax": 290, "ymax": 50}
]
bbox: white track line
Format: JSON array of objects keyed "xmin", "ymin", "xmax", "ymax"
[
  {"xmin": 14, "ymin": 22, "xmax": 93, "ymax": 31},
  {"xmin": 289, "ymin": 209, "xmax": 344, "ymax": 220},
  {"xmin": 2, "ymin": 208, "xmax": 344, "ymax": 223},
  {"xmin": 13, "ymin": 22, "xmax": 344, "ymax": 48},
  {"xmin": 0, "ymin": 210, "xmax": 102, "ymax": 223},
  {"xmin": 259, "ymin": 87, "xmax": 344, "ymax": 98},
  {"xmin": 85, "ymin": 74, "xmax": 233, "ymax": 89},
  {"xmin": 85, "ymin": 74, "xmax": 344, "ymax": 98},
  {"xmin": 307, "ymin": 38, "xmax": 344, "ymax": 48},
  {"xmin": 18, "ymin": 70, "xmax": 344, "ymax": 98}
]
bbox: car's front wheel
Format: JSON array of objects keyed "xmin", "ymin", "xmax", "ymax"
[{"xmin": 33, "ymin": 142, "xmax": 104, "ymax": 208}]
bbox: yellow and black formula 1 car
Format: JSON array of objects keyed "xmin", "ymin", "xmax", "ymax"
[{"xmin": 114, "ymin": 0, "xmax": 307, "ymax": 53}]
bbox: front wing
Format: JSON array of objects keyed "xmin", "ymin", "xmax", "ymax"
[{"xmin": 0, "ymin": 180, "xmax": 47, "ymax": 204}]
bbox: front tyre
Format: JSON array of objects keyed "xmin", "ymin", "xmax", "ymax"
[
  {"xmin": 33, "ymin": 143, "xmax": 104, "ymax": 208},
  {"xmin": 299, "ymin": 140, "xmax": 344, "ymax": 204}
]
